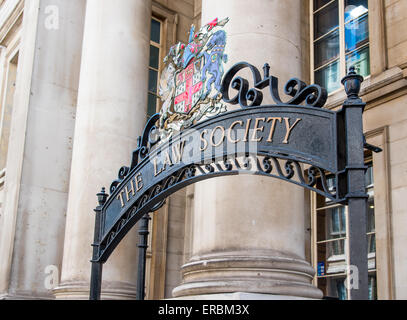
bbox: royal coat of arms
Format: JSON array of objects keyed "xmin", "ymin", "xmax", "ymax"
[{"xmin": 158, "ymin": 17, "xmax": 229, "ymax": 140}]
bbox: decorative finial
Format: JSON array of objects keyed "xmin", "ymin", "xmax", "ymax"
[
  {"xmin": 341, "ymin": 66, "xmax": 364, "ymax": 100},
  {"xmin": 263, "ymin": 63, "xmax": 270, "ymax": 79},
  {"xmin": 97, "ymin": 187, "xmax": 108, "ymax": 206}
]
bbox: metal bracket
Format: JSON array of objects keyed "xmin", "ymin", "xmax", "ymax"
[{"xmin": 363, "ymin": 135, "xmax": 382, "ymax": 153}]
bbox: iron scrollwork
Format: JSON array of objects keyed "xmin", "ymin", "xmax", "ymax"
[
  {"xmin": 110, "ymin": 113, "xmax": 161, "ymax": 194},
  {"xmin": 221, "ymin": 61, "xmax": 328, "ymax": 108},
  {"xmin": 91, "ymin": 59, "xmax": 373, "ymax": 300},
  {"xmin": 99, "ymin": 153, "xmax": 340, "ymax": 260},
  {"xmin": 99, "ymin": 61, "xmax": 341, "ymax": 263}
]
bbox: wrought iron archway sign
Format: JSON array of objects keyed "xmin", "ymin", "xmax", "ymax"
[{"xmin": 90, "ymin": 19, "xmax": 379, "ymax": 301}]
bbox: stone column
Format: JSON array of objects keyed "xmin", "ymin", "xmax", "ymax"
[
  {"xmin": 0, "ymin": 0, "xmax": 86, "ymax": 299},
  {"xmin": 54, "ymin": 0, "xmax": 152, "ymax": 299},
  {"xmin": 173, "ymin": 0, "xmax": 322, "ymax": 299}
]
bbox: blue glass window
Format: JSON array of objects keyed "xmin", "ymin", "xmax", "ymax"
[
  {"xmin": 147, "ymin": 93, "xmax": 157, "ymax": 118},
  {"xmin": 314, "ymin": 29, "xmax": 340, "ymax": 68},
  {"xmin": 313, "ymin": 0, "xmax": 370, "ymax": 94},
  {"xmin": 151, "ymin": 19, "xmax": 161, "ymax": 44},
  {"xmin": 368, "ymin": 276, "xmax": 377, "ymax": 300},
  {"xmin": 314, "ymin": 160, "xmax": 376, "ymax": 299},
  {"xmin": 345, "ymin": 14, "xmax": 369, "ymax": 52},
  {"xmin": 315, "ymin": 60, "xmax": 341, "ymax": 93},
  {"xmin": 314, "ymin": 0, "xmax": 333, "ymax": 11},
  {"xmin": 149, "ymin": 45, "xmax": 160, "ymax": 70},
  {"xmin": 148, "ymin": 69, "xmax": 158, "ymax": 94},
  {"xmin": 314, "ymin": 1, "xmax": 339, "ymax": 39},
  {"xmin": 344, "ymin": 0, "xmax": 368, "ymax": 23},
  {"xmin": 147, "ymin": 18, "xmax": 162, "ymax": 119},
  {"xmin": 346, "ymin": 46, "xmax": 370, "ymax": 78},
  {"xmin": 336, "ymin": 279, "xmax": 347, "ymax": 300}
]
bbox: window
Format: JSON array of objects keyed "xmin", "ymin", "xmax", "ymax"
[
  {"xmin": 145, "ymin": 16, "xmax": 165, "ymax": 299},
  {"xmin": 147, "ymin": 17, "xmax": 162, "ymax": 120},
  {"xmin": 311, "ymin": 0, "xmax": 370, "ymax": 93},
  {"xmin": 312, "ymin": 157, "xmax": 377, "ymax": 300}
]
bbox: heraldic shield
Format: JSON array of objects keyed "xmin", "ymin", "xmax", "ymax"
[
  {"xmin": 173, "ymin": 57, "xmax": 204, "ymax": 115},
  {"xmin": 158, "ymin": 17, "xmax": 229, "ymax": 140}
]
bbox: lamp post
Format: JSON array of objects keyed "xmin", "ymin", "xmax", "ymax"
[
  {"xmin": 341, "ymin": 66, "xmax": 369, "ymax": 300},
  {"xmin": 136, "ymin": 213, "xmax": 151, "ymax": 300},
  {"xmin": 90, "ymin": 187, "xmax": 108, "ymax": 300}
]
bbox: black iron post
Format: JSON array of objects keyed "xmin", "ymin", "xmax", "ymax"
[
  {"xmin": 341, "ymin": 67, "xmax": 368, "ymax": 300},
  {"xmin": 136, "ymin": 213, "xmax": 151, "ymax": 300},
  {"xmin": 90, "ymin": 187, "xmax": 108, "ymax": 300}
]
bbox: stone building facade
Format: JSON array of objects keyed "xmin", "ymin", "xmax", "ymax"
[{"xmin": 0, "ymin": 0, "xmax": 406, "ymax": 300}]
